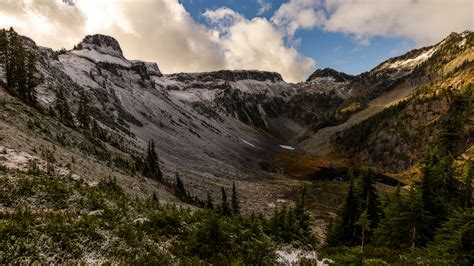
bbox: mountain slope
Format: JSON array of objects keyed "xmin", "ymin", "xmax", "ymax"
[
  {"xmin": 337, "ymin": 31, "xmax": 474, "ymax": 172},
  {"xmin": 0, "ymin": 30, "xmax": 472, "ymax": 212}
]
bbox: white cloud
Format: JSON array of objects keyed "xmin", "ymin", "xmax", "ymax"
[
  {"xmin": 0, "ymin": 0, "xmax": 314, "ymax": 82},
  {"xmin": 271, "ymin": 0, "xmax": 324, "ymax": 37},
  {"xmin": 270, "ymin": 0, "xmax": 474, "ymax": 46},
  {"xmin": 204, "ymin": 7, "xmax": 315, "ymax": 82},
  {"xmin": 323, "ymin": 0, "xmax": 474, "ymax": 46},
  {"xmin": 203, "ymin": 7, "xmax": 244, "ymax": 31},
  {"xmin": 256, "ymin": 0, "xmax": 271, "ymax": 15}
]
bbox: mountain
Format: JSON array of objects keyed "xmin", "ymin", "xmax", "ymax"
[
  {"xmin": 306, "ymin": 68, "xmax": 355, "ymax": 83},
  {"xmin": 0, "ymin": 28, "xmax": 472, "ymax": 264},
  {"xmin": 1, "ymin": 30, "xmax": 472, "ymax": 203},
  {"xmin": 296, "ymin": 31, "xmax": 473, "ymax": 175}
]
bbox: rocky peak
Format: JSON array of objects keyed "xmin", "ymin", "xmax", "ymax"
[
  {"xmin": 168, "ymin": 70, "xmax": 283, "ymax": 83},
  {"xmin": 131, "ymin": 61, "xmax": 163, "ymax": 78},
  {"xmin": 76, "ymin": 34, "xmax": 124, "ymax": 57},
  {"xmin": 306, "ymin": 68, "xmax": 354, "ymax": 83}
]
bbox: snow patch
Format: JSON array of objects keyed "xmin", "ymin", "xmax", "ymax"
[
  {"xmin": 240, "ymin": 138, "xmax": 256, "ymax": 148},
  {"xmin": 387, "ymin": 47, "xmax": 437, "ymax": 69},
  {"xmin": 169, "ymin": 89, "xmax": 218, "ymax": 102},
  {"xmin": 279, "ymin": 145, "xmax": 295, "ymax": 150},
  {"xmin": 276, "ymin": 249, "xmax": 331, "ymax": 265},
  {"xmin": 0, "ymin": 146, "xmax": 80, "ymax": 180},
  {"xmin": 59, "ymin": 54, "xmax": 99, "ymax": 89},
  {"xmin": 458, "ymin": 38, "xmax": 467, "ymax": 48},
  {"xmin": 72, "ymin": 48, "xmax": 131, "ymax": 67}
]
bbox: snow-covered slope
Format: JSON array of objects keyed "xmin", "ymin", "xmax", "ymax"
[
  {"xmin": 1, "ymin": 30, "xmax": 472, "ymax": 209},
  {"xmin": 11, "ymin": 34, "xmax": 347, "ymax": 210}
]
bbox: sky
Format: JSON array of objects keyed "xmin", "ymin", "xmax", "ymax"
[{"xmin": 0, "ymin": 0, "xmax": 472, "ymax": 83}]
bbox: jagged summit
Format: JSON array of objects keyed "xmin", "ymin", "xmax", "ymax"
[
  {"xmin": 78, "ymin": 34, "xmax": 123, "ymax": 56},
  {"xmin": 70, "ymin": 34, "xmax": 131, "ymax": 67},
  {"xmin": 306, "ymin": 68, "xmax": 354, "ymax": 83}
]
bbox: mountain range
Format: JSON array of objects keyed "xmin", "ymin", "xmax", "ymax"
[{"xmin": 0, "ymin": 28, "xmax": 472, "ymax": 263}]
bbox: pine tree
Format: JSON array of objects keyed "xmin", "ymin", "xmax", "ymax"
[
  {"xmin": 356, "ymin": 209, "xmax": 370, "ymax": 253},
  {"xmin": 77, "ymin": 92, "xmax": 91, "ymax": 129},
  {"xmin": 357, "ymin": 168, "xmax": 381, "ymax": 230},
  {"xmin": 220, "ymin": 186, "xmax": 231, "ymax": 215},
  {"xmin": 143, "ymin": 139, "xmax": 162, "ymax": 181},
  {"xmin": 25, "ymin": 51, "xmax": 37, "ymax": 102},
  {"xmin": 54, "ymin": 87, "xmax": 75, "ymax": 128},
  {"xmin": 376, "ymin": 187, "xmax": 433, "ymax": 250},
  {"xmin": 402, "ymin": 188, "xmax": 433, "ymax": 251},
  {"xmin": 6, "ymin": 28, "xmax": 18, "ymax": 90},
  {"xmin": 231, "ymin": 182, "xmax": 240, "ymax": 215},
  {"xmin": 374, "ymin": 185, "xmax": 404, "ymax": 247},
  {"xmin": 0, "ymin": 29, "xmax": 7, "ymax": 69},
  {"xmin": 295, "ymin": 185, "xmax": 310, "ymax": 232},
  {"xmin": 327, "ymin": 169, "xmax": 360, "ymax": 245},
  {"xmin": 439, "ymin": 87, "xmax": 470, "ymax": 155},
  {"xmin": 462, "ymin": 160, "xmax": 472, "ymax": 209},
  {"xmin": 175, "ymin": 173, "xmax": 186, "ymax": 199},
  {"xmin": 11, "ymin": 30, "xmax": 27, "ymax": 98},
  {"xmin": 418, "ymin": 150, "xmax": 457, "ymax": 229},
  {"xmin": 426, "ymin": 208, "xmax": 473, "ymax": 263},
  {"xmin": 206, "ymin": 192, "xmax": 214, "ymax": 209}
]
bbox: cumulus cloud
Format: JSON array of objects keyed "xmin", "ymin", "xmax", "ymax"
[
  {"xmin": 322, "ymin": 0, "xmax": 474, "ymax": 46},
  {"xmin": 271, "ymin": 0, "xmax": 473, "ymax": 46},
  {"xmin": 0, "ymin": 0, "xmax": 226, "ymax": 73},
  {"xmin": 0, "ymin": 0, "xmax": 86, "ymax": 49},
  {"xmin": 0, "ymin": 0, "xmax": 315, "ymax": 82},
  {"xmin": 256, "ymin": 0, "xmax": 271, "ymax": 15},
  {"xmin": 271, "ymin": 0, "xmax": 324, "ymax": 37},
  {"xmin": 204, "ymin": 7, "xmax": 315, "ymax": 82}
]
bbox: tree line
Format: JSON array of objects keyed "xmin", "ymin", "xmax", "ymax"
[{"xmin": 0, "ymin": 27, "xmax": 38, "ymax": 102}]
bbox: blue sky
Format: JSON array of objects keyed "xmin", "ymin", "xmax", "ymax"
[{"xmin": 181, "ymin": 0, "xmax": 416, "ymax": 75}]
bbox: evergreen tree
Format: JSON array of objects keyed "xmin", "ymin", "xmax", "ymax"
[
  {"xmin": 77, "ymin": 92, "xmax": 91, "ymax": 129},
  {"xmin": 175, "ymin": 173, "xmax": 187, "ymax": 199},
  {"xmin": 6, "ymin": 27, "xmax": 18, "ymax": 90},
  {"xmin": 439, "ymin": 87, "xmax": 470, "ymax": 155},
  {"xmin": 231, "ymin": 182, "xmax": 240, "ymax": 215},
  {"xmin": 0, "ymin": 27, "xmax": 38, "ymax": 102},
  {"xmin": 356, "ymin": 209, "xmax": 370, "ymax": 253},
  {"xmin": 402, "ymin": 188, "xmax": 434, "ymax": 251},
  {"xmin": 25, "ymin": 51, "xmax": 37, "ymax": 102},
  {"xmin": 374, "ymin": 185, "xmax": 403, "ymax": 247},
  {"xmin": 376, "ymin": 187, "xmax": 433, "ymax": 250},
  {"xmin": 295, "ymin": 185, "xmax": 310, "ymax": 232},
  {"xmin": 0, "ymin": 29, "xmax": 7, "ymax": 68},
  {"xmin": 220, "ymin": 187, "xmax": 231, "ymax": 215},
  {"xmin": 143, "ymin": 139, "xmax": 162, "ymax": 181},
  {"xmin": 206, "ymin": 192, "xmax": 214, "ymax": 209},
  {"xmin": 462, "ymin": 161, "xmax": 472, "ymax": 209},
  {"xmin": 54, "ymin": 87, "xmax": 75, "ymax": 128},
  {"xmin": 327, "ymin": 169, "xmax": 360, "ymax": 245},
  {"xmin": 418, "ymin": 150, "xmax": 458, "ymax": 228},
  {"xmin": 426, "ymin": 208, "xmax": 473, "ymax": 263},
  {"xmin": 356, "ymin": 168, "xmax": 381, "ymax": 231}
]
